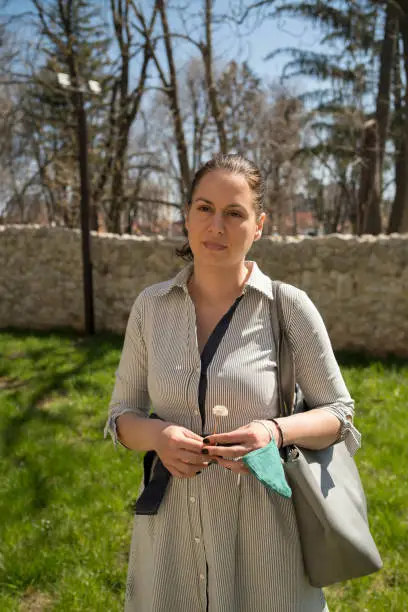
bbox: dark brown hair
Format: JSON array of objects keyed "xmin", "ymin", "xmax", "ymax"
[{"xmin": 176, "ymin": 153, "xmax": 265, "ymax": 261}]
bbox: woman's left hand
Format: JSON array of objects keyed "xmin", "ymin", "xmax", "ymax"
[{"xmin": 203, "ymin": 421, "xmax": 278, "ymax": 473}]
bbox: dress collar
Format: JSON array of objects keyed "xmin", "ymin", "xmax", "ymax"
[{"xmin": 161, "ymin": 261, "xmax": 273, "ymax": 300}]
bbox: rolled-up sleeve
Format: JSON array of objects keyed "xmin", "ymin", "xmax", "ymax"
[
  {"xmin": 104, "ymin": 295, "xmax": 149, "ymax": 446},
  {"xmin": 283, "ymin": 286, "xmax": 361, "ymax": 456}
]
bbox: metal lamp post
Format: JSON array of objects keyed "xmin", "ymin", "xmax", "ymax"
[{"xmin": 57, "ymin": 73, "xmax": 101, "ymax": 335}]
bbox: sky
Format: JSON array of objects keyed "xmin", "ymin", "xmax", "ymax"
[
  {"xmin": 210, "ymin": 0, "xmax": 326, "ymax": 87},
  {"xmin": 3, "ymin": 0, "xmax": 327, "ymax": 92}
]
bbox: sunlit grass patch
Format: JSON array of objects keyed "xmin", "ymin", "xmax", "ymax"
[{"xmin": 0, "ymin": 330, "xmax": 407, "ymax": 610}]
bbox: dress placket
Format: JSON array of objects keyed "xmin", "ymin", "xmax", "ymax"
[
  {"xmin": 185, "ymin": 293, "xmax": 208, "ymax": 610},
  {"xmin": 185, "ymin": 292, "xmax": 203, "ymax": 429},
  {"xmin": 188, "ymin": 294, "xmax": 244, "ymax": 611}
]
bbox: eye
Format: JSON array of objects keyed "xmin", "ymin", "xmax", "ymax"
[
  {"xmin": 197, "ymin": 204, "xmax": 211, "ymax": 212},
  {"xmin": 227, "ymin": 210, "xmax": 243, "ymax": 218}
]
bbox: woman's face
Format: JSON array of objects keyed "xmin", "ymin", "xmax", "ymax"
[{"xmin": 185, "ymin": 170, "xmax": 265, "ymax": 267}]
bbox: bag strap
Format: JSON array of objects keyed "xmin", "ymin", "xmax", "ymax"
[{"xmin": 270, "ymin": 280, "xmax": 296, "ymax": 418}]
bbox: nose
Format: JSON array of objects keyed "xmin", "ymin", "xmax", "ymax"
[{"xmin": 209, "ymin": 213, "xmax": 225, "ymax": 235}]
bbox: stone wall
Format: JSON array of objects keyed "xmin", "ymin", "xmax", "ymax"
[{"xmin": 1, "ymin": 225, "xmax": 408, "ymax": 356}]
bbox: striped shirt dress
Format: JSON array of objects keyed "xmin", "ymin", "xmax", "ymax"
[{"xmin": 105, "ymin": 261, "xmax": 361, "ymax": 612}]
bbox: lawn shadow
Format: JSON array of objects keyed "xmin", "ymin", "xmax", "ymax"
[
  {"xmin": 336, "ymin": 350, "xmax": 408, "ymax": 370},
  {"xmin": 1, "ymin": 331, "xmax": 121, "ymax": 455},
  {"xmin": 0, "ymin": 330, "xmax": 123, "ymax": 516},
  {"xmin": 9, "ymin": 452, "xmax": 53, "ymax": 512}
]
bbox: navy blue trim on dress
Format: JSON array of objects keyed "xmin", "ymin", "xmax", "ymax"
[
  {"xmin": 133, "ymin": 295, "xmax": 243, "ymax": 515},
  {"xmin": 198, "ymin": 295, "xmax": 243, "ymax": 430}
]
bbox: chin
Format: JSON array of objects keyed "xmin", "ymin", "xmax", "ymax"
[{"xmin": 196, "ymin": 249, "xmax": 244, "ymax": 268}]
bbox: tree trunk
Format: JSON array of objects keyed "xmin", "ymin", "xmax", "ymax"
[
  {"xmin": 359, "ymin": 1, "xmax": 399, "ymax": 234},
  {"xmin": 329, "ymin": 190, "xmax": 342, "ymax": 233},
  {"xmin": 158, "ymin": 0, "xmax": 191, "ymax": 199},
  {"xmin": 389, "ymin": 134, "xmax": 408, "ymax": 232},
  {"xmin": 272, "ymin": 165, "xmax": 286, "ymax": 237},
  {"xmin": 110, "ymin": 133, "xmax": 129, "ymax": 234},
  {"xmin": 357, "ymin": 119, "xmax": 380, "ymax": 234},
  {"xmin": 90, "ymin": 204, "xmax": 99, "ymax": 231},
  {"xmin": 203, "ymin": 0, "xmax": 228, "ymax": 153},
  {"xmin": 389, "ymin": 12, "xmax": 408, "ymax": 232},
  {"xmin": 377, "ymin": 3, "xmax": 400, "ymax": 174},
  {"xmin": 292, "ymin": 206, "xmax": 297, "ymax": 236}
]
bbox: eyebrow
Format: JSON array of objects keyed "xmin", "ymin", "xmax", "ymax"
[{"xmin": 194, "ymin": 197, "xmax": 245, "ymax": 209}]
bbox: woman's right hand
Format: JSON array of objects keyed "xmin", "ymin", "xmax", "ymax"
[{"xmin": 155, "ymin": 424, "xmax": 209, "ymax": 478}]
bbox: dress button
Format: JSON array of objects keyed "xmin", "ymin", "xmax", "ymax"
[
  {"xmin": 199, "ymin": 574, "xmax": 205, "ymax": 581},
  {"xmin": 189, "ymin": 496, "xmax": 196, "ymax": 503},
  {"xmin": 194, "ymin": 537, "xmax": 200, "ymax": 544},
  {"xmin": 194, "ymin": 410, "xmax": 199, "ymax": 416}
]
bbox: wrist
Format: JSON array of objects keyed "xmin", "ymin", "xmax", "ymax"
[
  {"xmin": 151, "ymin": 421, "xmax": 169, "ymax": 453},
  {"xmin": 269, "ymin": 418, "xmax": 285, "ymax": 448},
  {"xmin": 116, "ymin": 414, "xmax": 168, "ymax": 453},
  {"xmin": 252, "ymin": 420, "xmax": 277, "ymax": 446}
]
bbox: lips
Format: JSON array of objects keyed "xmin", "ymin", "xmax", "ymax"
[{"xmin": 203, "ymin": 241, "xmax": 227, "ymax": 251}]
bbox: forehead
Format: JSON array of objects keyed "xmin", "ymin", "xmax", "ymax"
[{"xmin": 194, "ymin": 170, "xmax": 253, "ymax": 204}]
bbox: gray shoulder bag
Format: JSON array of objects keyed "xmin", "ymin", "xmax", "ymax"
[{"xmin": 270, "ymin": 280, "xmax": 382, "ymax": 587}]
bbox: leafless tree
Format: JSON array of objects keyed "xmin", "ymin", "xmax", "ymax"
[{"xmin": 358, "ymin": 1, "xmax": 400, "ymax": 234}]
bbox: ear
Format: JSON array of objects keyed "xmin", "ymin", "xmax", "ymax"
[{"xmin": 254, "ymin": 212, "xmax": 266, "ymax": 241}]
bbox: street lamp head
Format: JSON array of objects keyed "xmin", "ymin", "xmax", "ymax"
[
  {"xmin": 56, "ymin": 72, "xmax": 101, "ymax": 96},
  {"xmin": 88, "ymin": 80, "xmax": 102, "ymax": 94},
  {"xmin": 57, "ymin": 72, "xmax": 71, "ymax": 88}
]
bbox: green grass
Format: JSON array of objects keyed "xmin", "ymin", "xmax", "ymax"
[{"xmin": 0, "ymin": 330, "xmax": 407, "ymax": 611}]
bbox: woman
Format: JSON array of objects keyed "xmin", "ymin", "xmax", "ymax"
[{"xmin": 105, "ymin": 153, "xmax": 360, "ymax": 612}]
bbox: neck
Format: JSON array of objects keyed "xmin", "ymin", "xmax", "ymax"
[{"xmin": 189, "ymin": 260, "xmax": 252, "ymax": 303}]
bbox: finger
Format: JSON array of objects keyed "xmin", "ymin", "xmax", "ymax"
[
  {"xmin": 183, "ymin": 429, "xmax": 206, "ymax": 443},
  {"xmin": 180, "ymin": 459, "xmax": 209, "ymax": 468},
  {"xmin": 179, "ymin": 450, "xmax": 210, "ymax": 466},
  {"xmin": 204, "ymin": 429, "xmax": 247, "ymax": 446},
  {"xmin": 217, "ymin": 458, "xmax": 250, "ymax": 474},
  {"xmin": 204, "ymin": 444, "xmax": 248, "ymax": 458},
  {"xmin": 178, "ymin": 435, "xmax": 205, "ymax": 453}
]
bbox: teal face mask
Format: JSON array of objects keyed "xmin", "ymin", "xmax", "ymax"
[{"xmin": 242, "ymin": 439, "xmax": 292, "ymax": 498}]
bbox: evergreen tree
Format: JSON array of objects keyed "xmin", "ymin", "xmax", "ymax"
[{"xmin": 262, "ymin": 0, "xmax": 408, "ymax": 233}]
